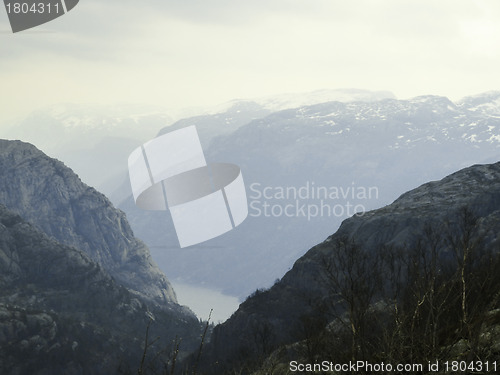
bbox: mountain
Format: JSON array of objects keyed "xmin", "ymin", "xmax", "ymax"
[
  {"xmin": 0, "ymin": 203, "xmax": 201, "ymax": 374},
  {"xmin": 158, "ymin": 89, "xmax": 396, "ymax": 155},
  {"xmin": 197, "ymin": 161, "xmax": 500, "ymax": 374},
  {"xmin": 120, "ymin": 92, "xmax": 500, "ymax": 298},
  {"xmin": 457, "ymin": 90, "xmax": 500, "ymax": 117},
  {"xmin": 0, "ymin": 139, "xmax": 177, "ymax": 306},
  {"xmin": 0, "ymin": 139, "xmax": 207, "ymax": 373},
  {"xmin": 159, "ymin": 100, "xmax": 272, "ymax": 147}
]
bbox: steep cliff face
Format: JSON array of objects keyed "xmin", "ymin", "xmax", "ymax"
[
  {"xmin": 0, "ymin": 139, "xmax": 176, "ymax": 306},
  {"xmin": 198, "ymin": 161, "xmax": 500, "ymax": 373},
  {"xmin": 0, "ymin": 204, "xmax": 201, "ymax": 375}
]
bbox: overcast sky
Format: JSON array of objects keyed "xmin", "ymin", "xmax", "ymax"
[{"xmin": 1, "ymin": 0, "xmax": 500, "ymax": 122}]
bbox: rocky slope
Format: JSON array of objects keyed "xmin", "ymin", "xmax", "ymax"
[
  {"xmin": 0, "ymin": 139, "xmax": 176, "ymax": 307},
  {"xmin": 197, "ymin": 161, "xmax": 500, "ymax": 373},
  {"xmin": 0, "ymin": 204, "xmax": 201, "ymax": 374}
]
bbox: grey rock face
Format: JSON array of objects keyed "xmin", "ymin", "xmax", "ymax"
[{"xmin": 0, "ymin": 139, "xmax": 176, "ymax": 306}]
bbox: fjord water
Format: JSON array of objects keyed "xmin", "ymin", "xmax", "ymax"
[{"xmin": 171, "ymin": 282, "xmax": 240, "ymax": 323}]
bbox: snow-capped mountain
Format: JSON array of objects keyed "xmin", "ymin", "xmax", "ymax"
[
  {"xmin": 205, "ymin": 88, "xmax": 396, "ymax": 114},
  {"xmin": 457, "ymin": 90, "xmax": 500, "ymax": 117}
]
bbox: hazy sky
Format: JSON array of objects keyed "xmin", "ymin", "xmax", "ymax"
[{"xmin": 1, "ymin": 0, "xmax": 500, "ymax": 122}]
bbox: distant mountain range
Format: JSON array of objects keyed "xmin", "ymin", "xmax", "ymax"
[
  {"xmin": 120, "ymin": 91, "xmax": 500, "ymax": 298},
  {"xmin": 203, "ymin": 88, "xmax": 395, "ymax": 115},
  {"xmin": 0, "ymin": 89, "xmax": 395, "ymax": 202}
]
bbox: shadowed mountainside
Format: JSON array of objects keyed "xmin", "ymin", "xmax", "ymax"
[
  {"xmin": 197, "ymin": 161, "xmax": 500, "ymax": 374},
  {"xmin": 0, "ymin": 204, "xmax": 202, "ymax": 374}
]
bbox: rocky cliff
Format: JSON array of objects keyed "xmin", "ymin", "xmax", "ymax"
[{"xmin": 0, "ymin": 139, "xmax": 176, "ymax": 306}]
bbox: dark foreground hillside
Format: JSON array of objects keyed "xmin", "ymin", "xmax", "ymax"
[
  {"xmin": 0, "ymin": 204, "xmax": 204, "ymax": 374},
  {"xmin": 195, "ymin": 161, "xmax": 500, "ymax": 374}
]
